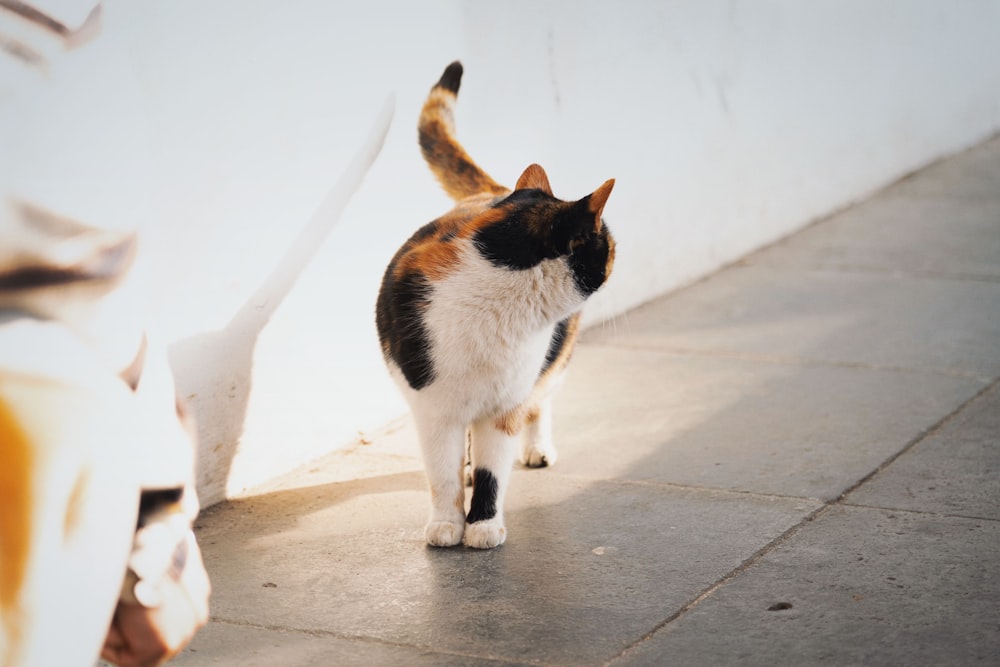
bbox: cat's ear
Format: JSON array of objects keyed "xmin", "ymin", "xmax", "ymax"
[
  {"xmin": 515, "ymin": 163, "xmax": 553, "ymax": 195},
  {"xmin": 549, "ymin": 178, "xmax": 615, "ymax": 256},
  {"xmin": 582, "ymin": 178, "xmax": 615, "ymax": 231}
]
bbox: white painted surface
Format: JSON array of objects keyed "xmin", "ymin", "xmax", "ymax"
[{"xmin": 3, "ymin": 1, "xmax": 999, "ymax": 504}]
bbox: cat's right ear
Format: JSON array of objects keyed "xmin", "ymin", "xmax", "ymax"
[
  {"xmin": 515, "ymin": 164, "xmax": 553, "ymax": 195},
  {"xmin": 582, "ymin": 178, "xmax": 615, "ymax": 232}
]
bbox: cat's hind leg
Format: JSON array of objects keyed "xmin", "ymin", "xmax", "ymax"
[
  {"xmin": 520, "ymin": 394, "xmax": 558, "ymax": 468},
  {"xmin": 465, "ymin": 415, "xmax": 519, "ymax": 549},
  {"xmin": 521, "ymin": 314, "xmax": 578, "ymax": 468},
  {"xmin": 413, "ymin": 412, "xmax": 467, "ymax": 547}
]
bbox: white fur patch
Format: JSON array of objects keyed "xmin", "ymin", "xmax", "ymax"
[
  {"xmin": 425, "ymin": 519, "xmax": 465, "ymax": 547},
  {"xmin": 388, "ymin": 243, "xmax": 590, "ymax": 547},
  {"xmin": 417, "ymin": 245, "xmax": 582, "ymax": 419},
  {"xmin": 464, "ymin": 518, "xmax": 507, "ymax": 549}
]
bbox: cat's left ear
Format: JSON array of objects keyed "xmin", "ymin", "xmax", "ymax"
[{"xmin": 515, "ymin": 163, "xmax": 553, "ymax": 195}]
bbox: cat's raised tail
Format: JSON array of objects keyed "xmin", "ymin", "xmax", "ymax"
[{"xmin": 418, "ymin": 61, "xmax": 508, "ymax": 202}]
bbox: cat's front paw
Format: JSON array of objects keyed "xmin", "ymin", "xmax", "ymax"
[
  {"xmin": 425, "ymin": 520, "xmax": 464, "ymax": 547},
  {"xmin": 464, "ymin": 519, "xmax": 507, "ymax": 549},
  {"xmin": 521, "ymin": 445, "xmax": 558, "ymax": 468}
]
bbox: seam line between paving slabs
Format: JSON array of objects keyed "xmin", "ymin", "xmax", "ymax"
[
  {"xmin": 734, "ymin": 262, "xmax": 1000, "ymax": 285},
  {"xmin": 200, "ymin": 617, "xmax": 541, "ymax": 667},
  {"xmin": 603, "ymin": 376, "xmax": 999, "ymax": 666},
  {"xmin": 546, "ymin": 472, "xmax": 826, "ymax": 506},
  {"xmin": 601, "ymin": 503, "xmax": 833, "ymax": 667},
  {"xmin": 578, "ymin": 340, "xmax": 994, "ymax": 383},
  {"xmin": 830, "ymin": 377, "xmax": 999, "ymax": 503},
  {"xmin": 835, "ymin": 502, "xmax": 1000, "ymax": 524},
  {"xmin": 787, "ymin": 266, "xmax": 1000, "ymax": 285}
]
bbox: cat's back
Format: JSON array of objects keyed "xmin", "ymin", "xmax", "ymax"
[
  {"xmin": 382, "ymin": 193, "xmax": 502, "ymax": 284},
  {"xmin": 376, "ymin": 192, "xmax": 513, "ymax": 391}
]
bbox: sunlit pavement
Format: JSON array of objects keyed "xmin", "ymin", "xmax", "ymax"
[{"xmin": 173, "ymin": 136, "xmax": 1000, "ymax": 666}]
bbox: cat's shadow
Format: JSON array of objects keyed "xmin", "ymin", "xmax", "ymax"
[{"xmin": 166, "ymin": 98, "xmax": 393, "ymax": 505}]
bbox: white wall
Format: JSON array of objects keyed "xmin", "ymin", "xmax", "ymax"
[{"xmin": 4, "ymin": 1, "xmax": 999, "ymax": 505}]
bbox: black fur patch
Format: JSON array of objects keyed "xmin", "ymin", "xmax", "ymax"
[
  {"xmin": 541, "ymin": 318, "xmax": 571, "ymax": 376},
  {"xmin": 473, "ymin": 216, "xmax": 545, "ymax": 270},
  {"xmin": 136, "ymin": 487, "xmax": 183, "ymax": 528},
  {"xmin": 472, "ymin": 190, "xmax": 556, "ymax": 270},
  {"xmin": 467, "ymin": 467, "xmax": 498, "ymax": 523},
  {"xmin": 437, "ymin": 61, "xmax": 463, "ymax": 94},
  {"xmin": 569, "ymin": 220, "xmax": 613, "ymax": 296},
  {"xmin": 549, "ymin": 205, "xmax": 587, "ymax": 257},
  {"xmin": 408, "ymin": 220, "xmax": 440, "ymax": 243},
  {"xmin": 376, "ymin": 268, "xmax": 436, "ymax": 390}
]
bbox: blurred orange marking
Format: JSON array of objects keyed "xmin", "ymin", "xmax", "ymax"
[{"xmin": 0, "ymin": 397, "xmax": 32, "ymax": 632}]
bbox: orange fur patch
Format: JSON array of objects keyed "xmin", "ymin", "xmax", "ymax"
[
  {"xmin": 396, "ymin": 233, "xmax": 462, "ymax": 282},
  {"xmin": 0, "ymin": 398, "xmax": 32, "ymax": 624},
  {"xmin": 418, "ymin": 88, "xmax": 507, "ymax": 202},
  {"xmin": 62, "ymin": 468, "xmax": 90, "ymax": 541},
  {"xmin": 391, "ymin": 195, "xmax": 509, "ymax": 282},
  {"xmin": 539, "ymin": 313, "xmax": 582, "ymax": 386},
  {"xmin": 604, "ymin": 227, "xmax": 617, "ymax": 281},
  {"xmin": 494, "ymin": 407, "xmax": 527, "ymax": 436},
  {"xmin": 515, "ymin": 164, "xmax": 553, "ymax": 195},
  {"xmin": 524, "ymin": 406, "xmax": 541, "ymax": 425},
  {"xmin": 588, "ymin": 179, "xmax": 615, "ymax": 232}
]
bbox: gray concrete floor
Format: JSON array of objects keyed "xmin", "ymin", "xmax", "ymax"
[{"xmin": 172, "ymin": 136, "xmax": 1000, "ymax": 666}]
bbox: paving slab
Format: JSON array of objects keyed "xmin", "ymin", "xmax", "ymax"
[
  {"xmin": 184, "ymin": 470, "xmax": 818, "ymax": 666},
  {"xmin": 255, "ymin": 343, "xmax": 984, "ymax": 507},
  {"xmin": 845, "ymin": 381, "xmax": 1000, "ymax": 519},
  {"xmin": 552, "ymin": 345, "xmax": 985, "ymax": 500},
  {"xmin": 173, "ymin": 621, "xmax": 527, "ymax": 667},
  {"xmin": 613, "ymin": 505, "xmax": 1000, "ymax": 667},
  {"xmin": 745, "ymin": 194, "xmax": 1000, "ymax": 279},
  {"xmin": 584, "ymin": 265, "xmax": 1000, "ymax": 377}
]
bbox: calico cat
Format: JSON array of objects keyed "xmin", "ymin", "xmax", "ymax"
[{"xmin": 376, "ymin": 61, "xmax": 615, "ymax": 549}]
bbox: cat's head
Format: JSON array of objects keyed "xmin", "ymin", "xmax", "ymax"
[{"xmin": 474, "ymin": 164, "xmax": 616, "ymax": 296}]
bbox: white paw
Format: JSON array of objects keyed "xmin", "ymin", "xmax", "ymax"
[
  {"xmin": 464, "ymin": 519, "xmax": 507, "ymax": 549},
  {"xmin": 521, "ymin": 445, "xmax": 558, "ymax": 468},
  {"xmin": 425, "ymin": 520, "xmax": 464, "ymax": 547}
]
